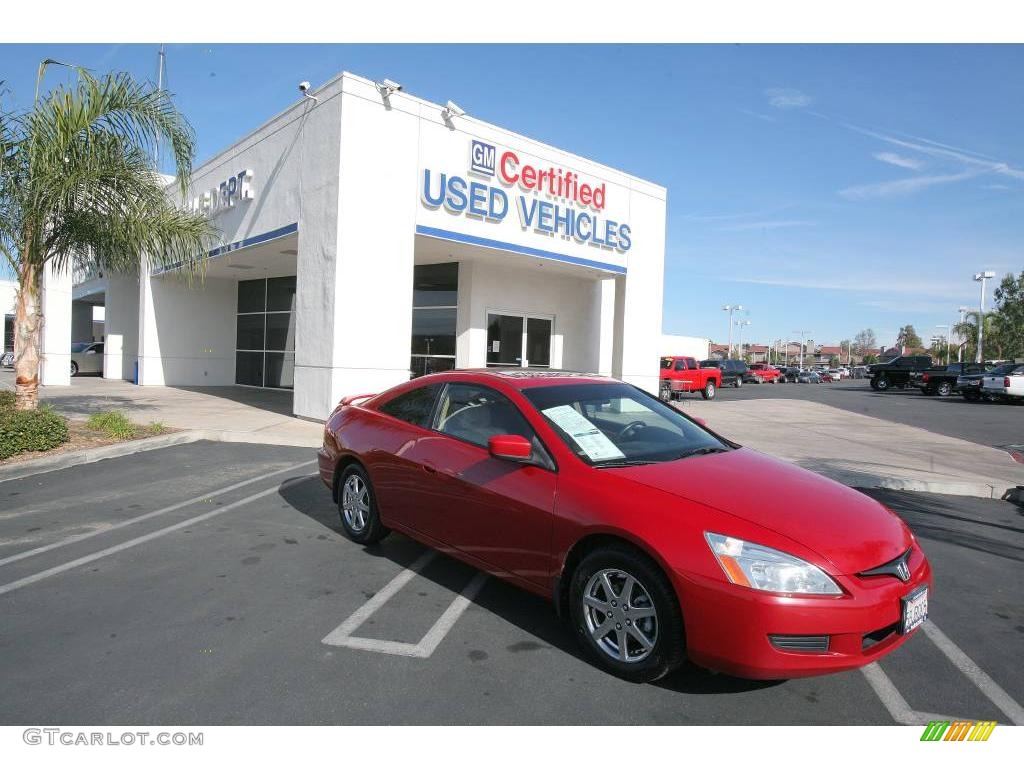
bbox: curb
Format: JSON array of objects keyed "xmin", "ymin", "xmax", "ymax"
[
  {"xmin": 0, "ymin": 431, "xmax": 207, "ymax": 483},
  {"xmin": 816, "ymin": 469, "xmax": 1007, "ymax": 500}
]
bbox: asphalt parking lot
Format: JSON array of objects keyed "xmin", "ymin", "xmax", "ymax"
[
  {"xmin": 1, "ymin": 441, "xmax": 1021, "ymax": 725},
  {"xmin": 690, "ymin": 377, "xmax": 1023, "ymax": 451}
]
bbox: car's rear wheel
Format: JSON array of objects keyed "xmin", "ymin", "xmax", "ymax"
[
  {"xmin": 337, "ymin": 464, "xmax": 389, "ymax": 545},
  {"xmin": 734, "ymin": 377, "xmax": 742, "ymax": 388},
  {"xmin": 936, "ymin": 381, "xmax": 953, "ymax": 397},
  {"xmin": 569, "ymin": 545, "xmax": 685, "ymax": 683},
  {"xmin": 702, "ymin": 381, "xmax": 716, "ymax": 400},
  {"xmin": 659, "ymin": 382, "xmax": 672, "ymax": 402},
  {"xmin": 70, "ymin": 361, "xmax": 79, "ymax": 377},
  {"xmin": 874, "ymin": 375, "xmax": 890, "ymax": 391}
]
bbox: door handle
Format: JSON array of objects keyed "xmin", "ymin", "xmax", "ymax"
[{"xmin": 422, "ymin": 462, "xmax": 438, "ymax": 474}]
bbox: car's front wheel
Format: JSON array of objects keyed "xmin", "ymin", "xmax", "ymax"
[
  {"xmin": 702, "ymin": 381, "xmax": 716, "ymax": 400},
  {"xmin": 70, "ymin": 361, "xmax": 79, "ymax": 376},
  {"xmin": 337, "ymin": 464, "xmax": 389, "ymax": 545},
  {"xmin": 734, "ymin": 377, "xmax": 742, "ymax": 388},
  {"xmin": 570, "ymin": 545, "xmax": 685, "ymax": 683}
]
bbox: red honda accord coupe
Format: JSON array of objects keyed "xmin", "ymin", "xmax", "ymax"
[{"xmin": 318, "ymin": 370, "xmax": 931, "ymax": 682}]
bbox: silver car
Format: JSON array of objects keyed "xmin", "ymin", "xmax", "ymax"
[{"xmin": 70, "ymin": 342, "xmax": 104, "ymax": 376}]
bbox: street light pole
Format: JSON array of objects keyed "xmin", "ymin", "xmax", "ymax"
[
  {"xmin": 735, "ymin": 320, "xmax": 751, "ymax": 360},
  {"xmin": 792, "ymin": 330, "xmax": 810, "ymax": 369},
  {"xmin": 957, "ymin": 306, "xmax": 968, "ymax": 363},
  {"xmin": 935, "ymin": 325, "xmax": 949, "ymax": 366},
  {"xmin": 973, "ymin": 271, "xmax": 995, "ymax": 364},
  {"xmin": 722, "ymin": 305, "xmax": 743, "ymax": 358}
]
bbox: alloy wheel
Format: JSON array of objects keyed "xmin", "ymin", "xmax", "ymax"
[
  {"xmin": 582, "ymin": 568, "xmax": 659, "ymax": 663},
  {"xmin": 341, "ymin": 474, "xmax": 370, "ymax": 532}
]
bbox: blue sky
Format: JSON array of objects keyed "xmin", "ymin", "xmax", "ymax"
[{"xmin": 2, "ymin": 44, "xmax": 1021, "ymax": 348}]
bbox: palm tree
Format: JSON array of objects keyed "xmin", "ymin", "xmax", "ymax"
[
  {"xmin": 0, "ymin": 67, "xmax": 214, "ymax": 410},
  {"xmin": 953, "ymin": 311, "xmax": 1001, "ymax": 362}
]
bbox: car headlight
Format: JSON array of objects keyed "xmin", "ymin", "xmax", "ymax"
[{"xmin": 704, "ymin": 532, "xmax": 842, "ymax": 595}]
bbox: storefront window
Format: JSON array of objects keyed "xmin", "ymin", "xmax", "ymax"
[
  {"xmin": 236, "ymin": 277, "xmax": 296, "ymax": 389},
  {"xmin": 410, "ymin": 263, "xmax": 457, "ymax": 378}
]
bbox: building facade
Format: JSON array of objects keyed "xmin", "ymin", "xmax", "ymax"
[{"xmin": 45, "ymin": 72, "xmax": 667, "ymax": 420}]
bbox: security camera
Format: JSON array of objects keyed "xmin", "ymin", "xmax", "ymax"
[
  {"xmin": 378, "ymin": 78, "xmax": 402, "ymax": 95},
  {"xmin": 441, "ymin": 100, "xmax": 465, "ymax": 121},
  {"xmin": 298, "ymin": 81, "xmax": 318, "ymax": 104}
]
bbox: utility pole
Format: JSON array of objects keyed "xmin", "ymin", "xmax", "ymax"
[
  {"xmin": 957, "ymin": 306, "xmax": 968, "ymax": 363},
  {"xmin": 735, "ymin": 319, "xmax": 751, "ymax": 360},
  {"xmin": 793, "ymin": 330, "xmax": 810, "ymax": 369},
  {"xmin": 973, "ymin": 271, "xmax": 995, "ymax": 364},
  {"xmin": 722, "ymin": 305, "xmax": 743, "ymax": 358}
]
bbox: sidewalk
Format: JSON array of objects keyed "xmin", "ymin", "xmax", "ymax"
[
  {"xmin": 1, "ymin": 373, "xmax": 322, "ymax": 448},
  {"xmin": 679, "ymin": 398, "xmax": 1022, "ymax": 499}
]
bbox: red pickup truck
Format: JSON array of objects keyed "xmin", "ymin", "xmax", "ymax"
[{"xmin": 659, "ymin": 356, "xmax": 721, "ymax": 401}]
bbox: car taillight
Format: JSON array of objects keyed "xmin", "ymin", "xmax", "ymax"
[
  {"xmin": 1006, "ymin": 377, "xmax": 1012, "ymax": 387},
  {"xmin": 922, "ymin": 373, "xmax": 930, "ymax": 382}
]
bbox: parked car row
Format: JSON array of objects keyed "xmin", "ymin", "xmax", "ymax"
[
  {"xmin": 867, "ymin": 355, "xmax": 1024, "ymax": 404},
  {"xmin": 659, "ymin": 357, "xmax": 858, "ymax": 401}
]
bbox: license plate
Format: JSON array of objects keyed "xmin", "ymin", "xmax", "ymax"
[{"xmin": 901, "ymin": 586, "xmax": 929, "ymax": 634}]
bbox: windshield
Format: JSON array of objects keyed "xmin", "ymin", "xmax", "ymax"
[
  {"xmin": 522, "ymin": 382, "xmax": 731, "ymax": 466},
  {"xmin": 71, "ymin": 342, "xmax": 90, "ymax": 353},
  {"xmin": 660, "ymin": 358, "xmax": 673, "ymax": 370},
  {"xmin": 987, "ymin": 364, "xmax": 1020, "ymax": 376}
]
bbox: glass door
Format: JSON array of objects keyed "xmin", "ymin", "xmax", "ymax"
[
  {"xmin": 486, "ymin": 313, "xmax": 552, "ymax": 369},
  {"xmin": 486, "ymin": 314, "xmax": 524, "ymax": 367}
]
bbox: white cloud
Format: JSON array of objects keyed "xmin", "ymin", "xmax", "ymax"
[
  {"xmin": 874, "ymin": 152, "xmax": 924, "ymax": 170},
  {"xmin": 720, "ymin": 220, "xmax": 815, "ymax": 232},
  {"xmin": 738, "ymin": 108, "xmax": 777, "ymax": 123},
  {"xmin": 839, "ymin": 169, "xmax": 985, "ymax": 200},
  {"xmin": 727, "ymin": 274, "xmax": 969, "ymax": 299},
  {"xmin": 765, "ymin": 88, "xmax": 811, "ymax": 109}
]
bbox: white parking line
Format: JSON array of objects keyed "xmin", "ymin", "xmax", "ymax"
[
  {"xmin": 322, "ymin": 550, "xmax": 488, "ymax": 658},
  {"xmin": 860, "ymin": 663, "xmax": 965, "ymax": 725},
  {"xmin": 921, "ymin": 621, "xmax": 1024, "ymax": 725},
  {"xmin": 862, "ymin": 619, "xmax": 1024, "ymax": 726},
  {"xmin": 0, "ymin": 474, "xmax": 315, "ymax": 597},
  {"xmin": 0, "ymin": 460, "xmax": 315, "ymax": 569}
]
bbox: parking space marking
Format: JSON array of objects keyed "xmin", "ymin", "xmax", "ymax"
[
  {"xmin": 861, "ymin": 663, "xmax": 964, "ymax": 725},
  {"xmin": 0, "ymin": 474, "xmax": 315, "ymax": 597},
  {"xmin": 861, "ymin": 619, "xmax": 1024, "ymax": 726},
  {"xmin": 322, "ymin": 550, "xmax": 488, "ymax": 658},
  {"xmin": 0, "ymin": 460, "xmax": 315, "ymax": 569},
  {"xmin": 921, "ymin": 621, "xmax": 1024, "ymax": 725}
]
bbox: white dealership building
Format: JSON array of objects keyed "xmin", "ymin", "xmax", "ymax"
[{"xmin": 41, "ymin": 72, "xmax": 667, "ymax": 420}]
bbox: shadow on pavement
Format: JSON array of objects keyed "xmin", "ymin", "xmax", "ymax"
[
  {"xmin": 169, "ymin": 385, "xmax": 294, "ymax": 417},
  {"xmin": 37, "ymin": 393, "xmax": 160, "ymax": 418},
  {"xmin": 278, "ymin": 475, "xmax": 774, "ymax": 694}
]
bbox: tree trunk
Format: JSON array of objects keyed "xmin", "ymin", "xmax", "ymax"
[{"xmin": 14, "ymin": 264, "xmax": 43, "ymax": 411}]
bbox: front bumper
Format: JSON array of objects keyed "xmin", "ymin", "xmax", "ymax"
[{"xmin": 673, "ymin": 547, "xmax": 932, "ymax": 679}]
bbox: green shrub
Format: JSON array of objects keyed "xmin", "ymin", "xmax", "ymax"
[
  {"xmin": 0, "ymin": 390, "xmax": 15, "ymax": 411},
  {"xmin": 0, "ymin": 407, "xmax": 70, "ymax": 460},
  {"xmin": 146, "ymin": 421, "xmax": 168, "ymax": 435},
  {"xmin": 86, "ymin": 410, "xmax": 137, "ymax": 440}
]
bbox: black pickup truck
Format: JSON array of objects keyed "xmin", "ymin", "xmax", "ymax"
[
  {"xmin": 911, "ymin": 362, "xmax": 989, "ymax": 396},
  {"xmin": 868, "ymin": 355, "xmax": 933, "ymax": 391}
]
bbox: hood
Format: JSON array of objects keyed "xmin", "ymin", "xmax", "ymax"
[{"xmin": 614, "ymin": 448, "xmax": 911, "ymax": 574}]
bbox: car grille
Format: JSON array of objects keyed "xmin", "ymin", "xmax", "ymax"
[
  {"xmin": 856, "ymin": 548, "xmax": 913, "ymax": 582},
  {"xmin": 769, "ymin": 634, "xmax": 830, "ymax": 653}
]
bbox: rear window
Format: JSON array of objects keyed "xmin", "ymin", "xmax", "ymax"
[{"xmin": 377, "ymin": 384, "xmax": 441, "ymax": 429}]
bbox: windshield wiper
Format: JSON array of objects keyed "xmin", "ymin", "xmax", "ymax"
[
  {"xmin": 672, "ymin": 446, "xmax": 729, "ymax": 460},
  {"xmin": 593, "ymin": 459, "xmax": 658, "ymax": 468}
]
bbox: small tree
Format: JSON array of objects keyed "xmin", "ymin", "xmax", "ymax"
[
  {"xmin": 0, "ymin": 67, "xmax": 215, "ymax": 409},
  {"xmin": 896, "ymin": 325, "xmax": 922, "ymax": 351}
]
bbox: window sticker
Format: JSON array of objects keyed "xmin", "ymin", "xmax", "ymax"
[{"xmin": 542, "ymin": 405, "xmax": 625, "ymax": 461}]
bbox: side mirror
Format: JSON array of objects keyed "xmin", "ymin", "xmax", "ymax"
[{"xmin": 488, "ymin": 434, "xmax": 532, "ymax": 462}]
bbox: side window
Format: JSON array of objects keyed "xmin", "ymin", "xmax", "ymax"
[
  {"xmin": 377, "ymin": 384, "xmax": 440, "ymax": 429},
  {"xmin": 435, "ymin": 383, "xmax": 536, "ymax": 449},
  {"xmin": 674, "ymin": 359, "xmax": 687, "ymax": 371}
]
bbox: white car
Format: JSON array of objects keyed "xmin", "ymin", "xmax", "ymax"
[{"xmin": 982, "ymin": 364, "xmax": 1024, "ymax": 401}]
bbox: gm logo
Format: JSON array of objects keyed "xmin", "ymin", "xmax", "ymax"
[{"xmin": 470, "ymin": 140, "xmax": 495, "ymax": 176}]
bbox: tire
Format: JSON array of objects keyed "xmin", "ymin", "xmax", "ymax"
[
  {"xmin": 659, "ymin": 383, "xmax": 672, "ymax": 403},
  {"xmin": 701, "ymin": 381, "xmax": 716, "ymax": 400},
  {"xmin": 936, "ymin": 382, "xmax": 952, "ymax": 396},
  {"xmin": 70, "ymin": 361, "xmax": 79, "ymax": 377},
  {"xmin": 874, "ymin": 375, "xmax": 890, "ymax": 391},
  {"xmin": 337, "ymin": 464, "xmax": 389, "ymax": 545},
  {"xmin": 569, "ymin": 544, "xmax": 685, "ymax": 683},
  {"xmin": 734, "ymin": 377, "xmax": 743, "ymax": 388}
]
